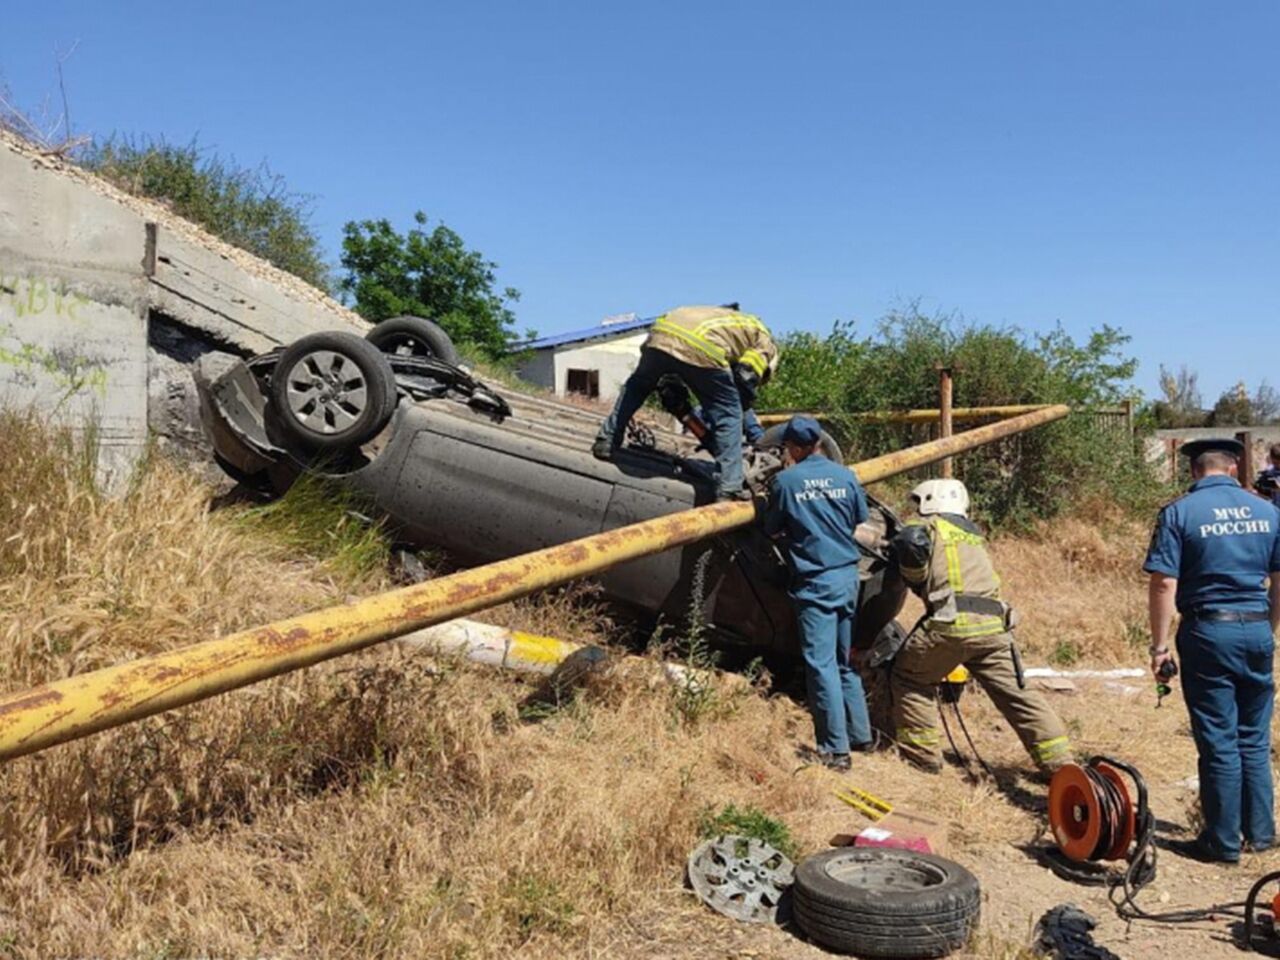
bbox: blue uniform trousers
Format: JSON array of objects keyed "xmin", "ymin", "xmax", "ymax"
[
  {"xmin": 597, "ymin": 347, "xmax": 746, "ymax": 496},
  {"xmin": 792, "ymin": 565, "xmax": 871, "ymax": 754},
  {"xmin": 1177, "ymin": 617, "xmax": 1276, "ymax": 858}
]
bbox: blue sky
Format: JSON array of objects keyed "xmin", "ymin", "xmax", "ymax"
[{"xmin": 3, "ymin": 1, "xmax": 1276, "ymax": 401}]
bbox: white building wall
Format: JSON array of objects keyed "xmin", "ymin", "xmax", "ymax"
[{"xmin": 552, "ymin": 332, "xmax": 647, "ymax": 399}]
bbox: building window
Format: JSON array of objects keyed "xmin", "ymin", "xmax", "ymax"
[{"xmin": 566, "ymin": 368, "xmax": 600, "ymax": 398}]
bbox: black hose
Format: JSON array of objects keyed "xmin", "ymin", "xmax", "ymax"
[
  {"xmin": 950, "ymin": 697, "xmax": 996, "ymax": 780},
  {"xmin": 1066, "ymin": 756, "xmax": 1249, "ymax": 925}
]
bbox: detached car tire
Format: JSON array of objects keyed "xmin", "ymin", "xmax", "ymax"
[
  {"xmin": 365, "ymin": 315, "xmax": 460, "ymax": 364},
  {"xmin": 792, "ymin": 848, "xmax": 980, "ymax": 958},
  {"xmin": 269, "ymin": 331, "xmax": 397, "ymax": 452},
  {"xmin": 759, "ymin": 423, "xmax": 843, "ymax": 464}
]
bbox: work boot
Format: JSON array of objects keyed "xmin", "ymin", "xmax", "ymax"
[
  {"xmin": 591, "ymin": 437, "xmax": 615, "ymax": 461},
  {"xmin": 904, "ymin": 755, "xmax": 944, "ymax": 776},
  {"xmin": 818, "ymin": 752, "xmax": 852, "ymax": 772},
  {"xmin": 1165, "ymin": 836, "xmax": 1239, "ymax": 866},
  {"xmin": 715, "ymin": 487, "xmax": 753, "ymax": 502}
]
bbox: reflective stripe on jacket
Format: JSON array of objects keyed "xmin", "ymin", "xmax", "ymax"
[
  {"xmin": 900, "ymin": 514, "xmax": 1006, "ymax": 638},
  {"xmin": 646, "ymin": 305, "xmax": 778, "ymax": 375}
]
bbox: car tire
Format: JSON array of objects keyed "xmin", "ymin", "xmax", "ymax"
[
  {"xmin": 365, "ymin": 315, "xmax": 459, "ymax": 364},
  {"xmin": 268, "ymin": 331, "xmax": 397, "ymax": 452},
  {"xmin": 759, "ymin": 423, "xmax": 843, "ymax": 464},
  {"xmin": 791, "ymin": 848, "xmax": 980, "ymax": 958}
]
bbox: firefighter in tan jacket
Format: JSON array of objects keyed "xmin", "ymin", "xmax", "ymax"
[
  {"xmin": 888, "ymin": 479, "xmax": 1070, "ymax": 773},
  {"xmin": 593, "ymin": 304, "xmax": 778, "ymax": 500}
]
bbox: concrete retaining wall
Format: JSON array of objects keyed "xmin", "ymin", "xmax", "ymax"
[{"xmin": 0, "ymin": 130, "xmax": 366, "ymax": 484}]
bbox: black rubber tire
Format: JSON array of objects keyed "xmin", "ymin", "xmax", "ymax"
[
  {"xmin": 759, "ymin": 423, "xmax": 843, "ymax": 464},
  {"xmin": 791, "ymin": 848, "xmax": 980, "ymax": 958},
  {"xmin": 365, "ymin": 315, "xmax": 459, "ymax": 364},
  {"xmin": 268, "ymin": 331, "xmax": 396, "ymax": 452}
]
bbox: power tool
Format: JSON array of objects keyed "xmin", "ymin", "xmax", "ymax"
[
  {"xmin": 1156, "ymin": 657, "xmax": 1178, "ymax": 708},
  {"xmin": 656, "ymin": 374, "xmax": 710, "ymax": 444}
]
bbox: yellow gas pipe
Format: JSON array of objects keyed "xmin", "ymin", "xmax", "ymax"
[{"xmin": 0, "ymin": 404, "xmax": 1068, "ymax": 762}]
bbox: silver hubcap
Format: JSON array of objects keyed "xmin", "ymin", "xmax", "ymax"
[{"xmin": 283, "ymin": 350, "xmax": 368, "ymax": 435}]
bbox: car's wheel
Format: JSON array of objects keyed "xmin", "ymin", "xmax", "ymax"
[
  {"xmin": 759, "ymin": 423, "xmax": 843, "ymax": 464},
  {"xmin": 791, "ymin": 848, "xmax": 980, "ymax": 958},
  {"xmin": 365, "ymin": 315, "xmax": 459, "ymax": 364},
  {"xmin": 268, "ymin": 331, "xmax": 397, "ymax": 452}
]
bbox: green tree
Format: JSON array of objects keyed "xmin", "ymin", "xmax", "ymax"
[
  {"xmin": 758, "ymin": 305, "xmax": 1155, "ymax": 526},
  {"xmin": 339, "ymin": 212, "xmax": 522, "ymax": 358},
  {"xmin": 1209, "ymin": 382, "xmax": 1254, "ymax": 426},
  {"xmin": 81, "ymin": 136, "xmax": 330, "ymax": 290}
]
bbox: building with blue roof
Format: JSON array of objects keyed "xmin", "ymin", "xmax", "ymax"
[{"xmin": 511, "ymin": 312, "xmax": 652, "ymax": 400}]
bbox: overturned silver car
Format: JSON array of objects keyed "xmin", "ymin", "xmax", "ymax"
[{"xmin": 196, "ymin": 317, "xmax": 907, "ymax": 660}]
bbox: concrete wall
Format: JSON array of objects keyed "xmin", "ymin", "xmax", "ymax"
[
  {"xmin": 1149, "ymin": 427, "xmax": 1280, "ymax": 484},
  {"xmin": 0, "ymin": 140, "xmax": 151, "ymax": 482},
  {"xmin": 0, "ymin": 130, "xmax": 366, "ymax": 484}
]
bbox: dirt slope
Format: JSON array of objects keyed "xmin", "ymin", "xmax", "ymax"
[{"xmin": 0, "ymin": 420, "xmax": 1275, "ymax": 959}]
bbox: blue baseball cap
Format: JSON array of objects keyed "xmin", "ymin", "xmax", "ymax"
[{"xmin": 782, "ymin": 416, "xmax": 822, "ymax": 446}]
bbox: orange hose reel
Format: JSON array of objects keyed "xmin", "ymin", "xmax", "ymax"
[{"xmin": 1049, "ymin": 759, "xmax": 1139, "ymax": 863}]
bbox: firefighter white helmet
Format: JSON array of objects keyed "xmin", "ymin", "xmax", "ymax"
[{"xmin": 911, "ymin": 479, "xmax": 970, "ymax": 518}]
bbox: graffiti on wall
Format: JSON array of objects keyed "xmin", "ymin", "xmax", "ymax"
[{"xmin": 0, "ymin": 274, "xmax": 91, "ymax": 321}]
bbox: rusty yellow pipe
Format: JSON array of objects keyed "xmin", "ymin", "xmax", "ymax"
[
  {"xmin": 854, "ymin": 403, "xmax": 1068, "ymax": 481},
  {"xmin": 0, "ymin": 404, "xmax": 1068, "ymax": 762},
  {"xmin": 758, "ymin": 403, "xmax": 1055, "ymax": 426}
]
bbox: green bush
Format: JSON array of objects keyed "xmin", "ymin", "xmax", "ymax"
[
  {"xmin": 760, "ymin": 305, "xmax": 1169, "ymax": 528},
  {"xmin": 239, "ymin": 473, "xmax": 390, "ymax": 584},
  {"xmin": 81, "ymin": 136, "xmax": 330, "ymax": 291}
]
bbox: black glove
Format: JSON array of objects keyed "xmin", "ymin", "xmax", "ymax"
[
  {"xmin": 655, "ymin": 374, "xmax": 694, "ymax": 419},
  {"xmin": 731, "ymin": 363, "xmax": 760, "ymax": 410}
]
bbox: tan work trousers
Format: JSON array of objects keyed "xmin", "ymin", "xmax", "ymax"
[{"xmin": 890, "ymin": 628, "xmax": 1070, "ymax": 770}]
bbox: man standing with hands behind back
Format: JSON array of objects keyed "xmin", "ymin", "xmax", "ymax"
[
  {"xmin": 1144, "ymin": 437, "xmax": 1280, "ymax": 863},
  {"xmin": 763, "ymin": 416, "xmax": 872, "ymax": 771}
]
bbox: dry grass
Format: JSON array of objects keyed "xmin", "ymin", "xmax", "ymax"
[
  {"xmin": 0, "ymin": 412, "xmax": 1252, "ymax": 959},
  {"xmin": 992, "ymin": 514, "xmax": 1150, "ymax": 666}
]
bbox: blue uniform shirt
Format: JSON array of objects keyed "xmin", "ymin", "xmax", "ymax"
[
  {"xmin": 764, "ymin": 454, "xmax": 868, "ymax": 579},
  {"xmin": 1143, "ymin": 474, "xmax": 1280, "ymax": 613}
]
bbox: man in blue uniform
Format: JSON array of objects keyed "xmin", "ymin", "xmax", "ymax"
[
  {"xmin": 763, "ymin": 416, "xmax": 871, "ymax": 770},
  {"xmin": 1145, "ymin": 437, "xmax": 1280, "ymax": 863}
]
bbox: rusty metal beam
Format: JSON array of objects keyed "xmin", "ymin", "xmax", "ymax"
[
  {"xmin": 0, "ymin": 404, "xmax": 1068, "ymax": 762},
  {"xmin": 757, "ymin": 403, "xmax": 1057, "ymax": 426}
]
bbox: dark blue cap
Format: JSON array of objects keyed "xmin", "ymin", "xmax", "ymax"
[
  {"xmin": 1181, "ymin": 437, "xmax": 1245, "ymax": 460},
  {"xmin": 783, "ymin": 415, "xmax": 822, "ymax": 446}
]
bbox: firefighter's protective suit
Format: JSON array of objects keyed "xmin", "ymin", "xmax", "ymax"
[
  {"xmin": 889, "ymin": 512, "xmax": 1071, "ymax": 771},
  {"xmin": 595, "ymin": 306, "xmax": 778, "ymax": 498}
]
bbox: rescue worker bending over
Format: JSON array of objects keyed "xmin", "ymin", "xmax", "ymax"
[
  {"xmin": 763, "ymin": 416, "xmax": 872, "ymax": 771},
  {"xmin": 889, "ymin": 479, "xmax": 1070, "ymax": 774},
  {"xmin": 594, "ymin": 304, "xmax": 778, "ymax": 500},
  {"xmin": 1254, "ymin": 442, "xmax": 1280, "ymax": 507},
  {"xmin": 1145, "ymin": 437, "xmax": 1280, "ymax": 863}
]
